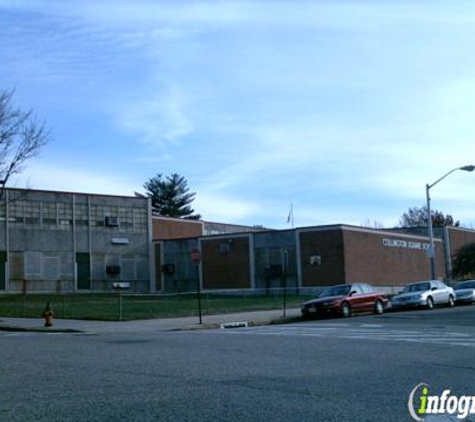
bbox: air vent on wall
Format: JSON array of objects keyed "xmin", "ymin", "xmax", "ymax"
[
  {"xmin": 161, "ymin": 264, "xmax": 175, "ymax": 275},
  {"xmin": 106, "ymin": 265, "xmax": 121, "ymax": 275},
  {"xmin": 219, "ymin": 243, "xmax": 230, "ymax": 254},
  {"xmin": 105, "ymin": 216, "xmax": 119, "ymax": 227}
]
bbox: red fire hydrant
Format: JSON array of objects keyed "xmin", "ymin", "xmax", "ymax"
[{"xmin": 43, "ymin": 301, "xmax": 54, "ymax": 327}]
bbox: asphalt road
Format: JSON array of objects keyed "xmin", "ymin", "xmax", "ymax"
[{"xmin": 1, "ymin": 305, "xmax": 475, "ymax": 422}]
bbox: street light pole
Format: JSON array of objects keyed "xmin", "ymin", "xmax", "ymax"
[
  {"xmin": 426, "ymin": 165, "xmax": 475, "ymax": 280},
  {"xmin": 426, "ymin": 182, "xmax": 436, "ymax": 279}
]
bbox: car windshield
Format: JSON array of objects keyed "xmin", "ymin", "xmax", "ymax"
[
  {"xmin": 454, "ymin": 281, "xmax": 475, "ymax": 290},
  {"xmin": 402, "ymin": 283, "xmax": 431, "ymax": 293},
  {"xmin": 318, "ymin": 285, "xmax": 352, "ymax": 298}
]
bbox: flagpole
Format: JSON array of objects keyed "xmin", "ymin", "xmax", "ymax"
[
  {"xmin": 287, "ymin": 202, "xmax": 294, "ymax": 229},
  {"xmin": 291, "ymin": 202, "xmax": 294, "ymax": 229}
]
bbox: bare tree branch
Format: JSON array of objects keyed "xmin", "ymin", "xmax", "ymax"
[{"xmin": 0, "ymin": 89, "xmax": 50, "ymax": 200}]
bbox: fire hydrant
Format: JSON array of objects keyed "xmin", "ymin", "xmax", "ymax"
[{"xmin": 43, "ymin": 301, "xmax": 54, "ymax": 327}]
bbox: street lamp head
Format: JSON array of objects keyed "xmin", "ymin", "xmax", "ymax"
[{"xmin": 460, "ymin": 165, "xmax": 475, "ymax": 172}]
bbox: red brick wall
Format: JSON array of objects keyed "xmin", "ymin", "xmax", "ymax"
[
  {"xmin": 343, "ymin": 228, "xmax": 444, "ymax": 286},
  {"xmin": 299, "ymin": 229, "xmax": 345, "ymax": 287},
  {"xmin": 152, "ymin": 218, "xmax": 203, "ymax": 240},
  {"xmin": 201, "ymin": 236, "xmax": 251, "ymax": 289},
  {"xmin": 447, "ymin": 227, "xmax": 475, "ymax": 256}
]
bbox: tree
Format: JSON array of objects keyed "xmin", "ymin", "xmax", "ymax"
[
  {"xmin": 144, "ymin": 173, "xmax": 201, "ymax": 219},
  {"xmin": 0, "ymin": 89, "xmax": 49, "ymax": 197},
  {"xmin": 452, "ymin": 242, "xmax": 475, "ymax": 279},
  {"xmin": 398, "ymin": 206, "xmax": 459, "ymax": 228},
  {"xmin": 360, "ymin": 219, "xmax": 385, "ymax": 229}
]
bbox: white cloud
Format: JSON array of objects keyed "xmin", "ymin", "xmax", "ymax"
[
  {"xmin": 14, "ymin": 162, "xmax": 138, "ymax": 196},
  {"xmin": 194, "ymin": 190, "xmax": 260, "ymax": 223},
  {"xmin": 3, "ymin": 0, "xmax": 475, "ymax": 230},
  {"xmin": 113, "ymin": 86, "xmax": 194, "ymax": 145}
]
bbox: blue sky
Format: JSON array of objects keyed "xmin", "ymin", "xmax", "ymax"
[{"xmin": 1, "ymin": 0, "xmax": 475, "ymax": 229}]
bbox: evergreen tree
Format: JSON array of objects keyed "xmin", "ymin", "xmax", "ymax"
[
  {"xmin": 452, "ymin": 242, "xmax": 475, "ymax": 279},
  {"xmin": 144, "ymin": 173, "xmax": 201, "ymax": 219}
]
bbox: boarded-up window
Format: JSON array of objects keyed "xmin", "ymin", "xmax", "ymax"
[
  {"xmin": 136, "ymin": 256, "xmax": 148, "ymax": 280},
  {"xmin": 92, "ymin": 253, "xmax": 105, "ymax": 279},
  {"xmin": 25, "ymin": 252, "xmax": 42, "ymax": 279},
  {"xmin": 59, "ymin": 252, "xmax": 73, "ymax": 279},
  {"xmin": 42, "ymin": 256, "xmax": 59, "ymax": 281},
  {"xmin": 10, "ymin": 252, "xmax": 24, "ymax": 280},
  {"xmin": 121, "ymin": 255, "xmax": 135, "ymax": 280}
]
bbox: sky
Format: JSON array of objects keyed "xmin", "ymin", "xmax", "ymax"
[{"xmin": 1, "ymin": 0, "xmax": 475, "ymax": 229}]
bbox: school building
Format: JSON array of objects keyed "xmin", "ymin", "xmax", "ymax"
[{"xmin": 154, "ymin": 224, "xmax": 475, "ymax": 293}]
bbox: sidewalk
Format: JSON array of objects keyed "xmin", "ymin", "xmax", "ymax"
[{"xmin": 0, "ymin": 308, "xmax": 301, "ymax": 334}]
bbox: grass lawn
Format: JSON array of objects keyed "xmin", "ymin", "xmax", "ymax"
[{"xmin": 0, "ymin": 293, "xmax": 314, "ymax": 321}]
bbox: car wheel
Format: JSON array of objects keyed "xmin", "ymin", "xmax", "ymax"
[
  {"xmin": 447, "ymin": 295, "xmax": 455, "ymax": 308},
  {"xmin": 340, "ymin": 302, "xmax": 351, "ymax": 318},
  {"xmin": 426, "ymin": 296, "xmax": 434, "ymax": 309},
  {"xmin": 374, "ymin": 299, "xmax": 384, "ymax": 315}
]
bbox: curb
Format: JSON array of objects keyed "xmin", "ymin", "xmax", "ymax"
[
  {"xmin": 0, "ymin": 314, "xmax": 304, "ymax": 334},
  {"xmin": 0, "ymin": 325, "xmax": 83, "ymax": 334},
  {"xmin": 168, "ymin": 315, "xmax": 303, "ymax": 332}
]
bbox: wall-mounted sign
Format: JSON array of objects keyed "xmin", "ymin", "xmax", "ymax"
[
  {"xmin": 111, "ymin": 238, "xmax": 129, "ymax": 245},
  {"xmin": 310, "ymin": 255, "xmax": 322, "ymax": 266},
  {"xmin": 190, "ymin": 248, "xmax": 201, "ymax": 265},
  {"xmin": 382, "ymin": 238, "xmax": 430, "ymax": 251}
]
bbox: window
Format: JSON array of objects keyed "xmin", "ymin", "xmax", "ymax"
[
  {"xmin": 351, "ymin": 284, "xmax": 364, "ymax": 294},
  {"xmin": 104, "ymin": 206, "xmax": 119, "ymax": 227},
  {"xmin": 319, "ymin": 285, "xmax": 351, "ymax": 298},
  {"xmin": 119, "ymin": 207, "xmax": 134, "ymax": 231},
  {"xmin": 90, "ymin": 205, "xmax": 104, "ymax": 227},
  {"xmin": 24, "ymin": 202, "xmax": 40, "ymax": 226},
  {"xmin": 75, "ymin": 204, "xmax": 89, "ymax": 228},
  {"xmin": 58, "ymin": 203, "xmax": 72, "ymax": 229},
  {"xmin": 9, "ymin": 201, "xmax": 25, "ymax": 225},
  {"xmin": 105, "ymin": 216, "xmax": 119, "ymax": 227},
  {"xmin": 133, "ymin": 208, "xmax": 147, "ymax": 232},
  {"xmin": 42, "ymin": 203, "xmax": 57, "ymax": 228},
  {"xmin": 361, "ymin": 284, "xmax": 374, "ymax": 294},
  {"xmin": 0, "ymin": 201, "xmax": 5, "ymax": 222}
]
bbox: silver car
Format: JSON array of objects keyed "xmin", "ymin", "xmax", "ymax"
[
  {"xmin": 453, "ymin": 280, "xmax": 475, "ymax": 304},
  {"xmin": 391, "ymin": 280, "xmax": 455, "ymax": 309}
]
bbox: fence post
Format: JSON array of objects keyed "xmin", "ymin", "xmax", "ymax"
[{"xmin": 22, "ymin": 279, "xmax": 27, "ymax": 316}]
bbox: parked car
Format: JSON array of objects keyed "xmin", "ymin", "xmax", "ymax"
[
  {"xmin": 391, "ymin": 280, "xmax": 455, "ymax": 310},
  {"xmin": 301, "ymin": 283, "xmax": 389, "ymax": 319},
  {"xmin": 453, "ymin": 280, "xmax": 475, "ymax": 304}
]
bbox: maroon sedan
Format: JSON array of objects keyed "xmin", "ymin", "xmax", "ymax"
[{"xmin": 301, "ymin": 283, "xmax": 388, "ymax": 318}]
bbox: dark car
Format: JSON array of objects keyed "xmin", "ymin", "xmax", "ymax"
[
  {"xmin": 453, "ymin": 280, "xmax": 475, "ymax": 304},
  {"xmin": 301, "ymin": 283, "xmax": 388, "ymax": 319}
]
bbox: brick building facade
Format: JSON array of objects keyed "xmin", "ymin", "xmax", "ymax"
[{"xmin": 155, "ymin": 224, "xmax": 458, "ymax": 293}]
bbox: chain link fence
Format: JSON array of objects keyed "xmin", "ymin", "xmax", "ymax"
[{"xmin": 0, "ymin": 289, "xmax": 316, "ymax": 321}]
